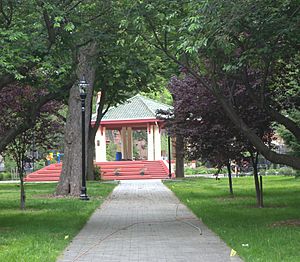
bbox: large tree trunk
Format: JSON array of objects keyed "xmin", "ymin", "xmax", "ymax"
[
  {"xmin": 56, "ymin": 43, "xmax": 97, "ymax": 196},
  {"xmin": 175, "ymin": 134, "xmax": 184, "ymax": 178},
  {"xmin": 212, "ymin": 87, "xmax": 300, "ymax": 170}
]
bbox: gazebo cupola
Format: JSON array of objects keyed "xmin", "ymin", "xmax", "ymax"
[{"xmin": 91, "ymin": 94, "xmax": 172, "ymax": 162}]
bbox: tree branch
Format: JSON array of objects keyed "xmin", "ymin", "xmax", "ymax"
[
  {"xmin": 211, "ymin": 83, "xmax": 300, "ymax": 170},
  {"xmin": 0, "ymin": 81, "xmax": 74, "ymax": 153},
  {"xmin": 42, "ymin": 9, "xmax": 56, "ymax": 44}
]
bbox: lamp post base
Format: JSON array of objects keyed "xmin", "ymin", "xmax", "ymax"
[
  {"xmin": 80, "ymin": 187, "xmax": 89, "ymax": 200},
  {"xmin": 80, "ymin": 193, "xmax": 90, "ymax": 200}
]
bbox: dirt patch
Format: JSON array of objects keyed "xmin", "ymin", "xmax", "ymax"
[
  {"xmin": 264, "ymin": 205, "xmax": 288, "ymax": 208},
  {"xmin": 216, "ymin": 196, "xmax": 252, "ymax": 202},
  {"xmin": 0, "ymin": 227, "xmax": 12, "ymax": 232},
  {"xmin": 271, "ymin": 219, "xmax": 300, "ymax": 227},
  {"xmin": 32, "ymin": 194, "xmax": 78, "ymax": 199}
]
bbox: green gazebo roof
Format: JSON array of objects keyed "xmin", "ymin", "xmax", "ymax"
[{"xmin": 96, "ymin": 94, "xmax": 172, "ymax": 121}]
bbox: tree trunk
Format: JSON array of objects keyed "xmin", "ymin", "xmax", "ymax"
[
  {"xmin": 212, "ymin": 88, "xmax": 300, "ymax": 170},
  {"xmin": 56, "ymin": 43, "xmax": 97, "ymax": 196},
  {"xmin": 226, "ymin": 161, "xmax": 233, "ymax": 195},
  {"xmin": 250, "ymin": 152, "xmax": 263, "ymax": 208},
  {"xmin": 20, "ymin": 175, "xmax": 26, "ymax": 210},
  {"xmin": 175, "ymin": 134, "xmax": 184, "ymax": 178},
  {"xmin": 86, "ymin": 90, "xmax": 108, "ymax": 180}
]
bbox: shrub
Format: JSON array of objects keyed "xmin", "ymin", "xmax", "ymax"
[
  {"xmin": 94, "ymin": 165, "xmax": 101, "ymax": 181},
  {"xmin": 259, "ymin": 170, "xmax": 266, "ymax": 176},
  {"xmin": 0, "ymin": 172, "xmax": 11, "ymax": 181},
  {"xmin": 278, "ymin": 167, "xmax": 295, "ymax": 176},
  {"xmin": 185, "ymin": 166, "xmax": 227, "ymax": 175},
  {"xmin": 34, "ymin": 159, "xmax": 46, "ymax": 170},
  {"xmin": 265, "ymin": 169, "xmax": 279, "ymax": 175},
  {"xmin": 184, "ymin": 167, "xmax": 195, "ymax": 175},
  {"xmin": 2, "ymin": 172, "xmax": 11, "ymax": 180}
]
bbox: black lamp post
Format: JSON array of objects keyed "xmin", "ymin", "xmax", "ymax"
[
  {"xmin": 168, "ymin": 133, "xmax": 172, "ymax": 179},
  {"xmin": 79, "ymin": 76, "xmax": 89, "ymax": 201}
]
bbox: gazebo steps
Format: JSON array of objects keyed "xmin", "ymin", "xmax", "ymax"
[
  {"xmin": 96, "ymin": 160, "xmax": 171, "ymax": 180},
  {"xmin": 25, "ymin": 160, "xmax": 172, "ymax": 182}
]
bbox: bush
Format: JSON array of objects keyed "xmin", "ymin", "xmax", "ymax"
[
  {"xmin": 184, "ymin": 166, "xmax": 224, "ymax": 175},
  {"xmin": 34, "ymin": 159, "xmax": 45, "ymax": 170},
  {"xmin": 184, "ymin": 167, "xmax": 196, "ymax": 175},
  {"xmin": 94, "ymin": 165, "xmax": 101, "ymax": 181},
  {"xmin": 259, "ymin": 170, "xmax": 266, "ymax": 176},
  {"xmin": 265, "ymin": 169, "xmax": 279, "ymax": 175},
  {"xmin": 278, "ymin": 167, "xmax": 295, "ymax": 176},
  {"xmin": 0, "ymin": 172, "xmax": 11, "ymax": 181}
]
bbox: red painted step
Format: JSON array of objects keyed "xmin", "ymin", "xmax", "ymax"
[
  {"xmin": 24, "ymin": 160, "xmax": 173, "ymax": 182},
  {"xmin": 96, "ymin": 160, "xmax": 171, "ymax": 180}
]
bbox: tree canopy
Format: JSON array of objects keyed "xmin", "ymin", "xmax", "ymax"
[{"xmin": 123, "ymin": 0, "xmax": 300, "ymax": 169}]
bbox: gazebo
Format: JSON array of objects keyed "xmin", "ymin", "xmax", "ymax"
[
  {"xmin": 25, "ymin": 94, "xmax": 174, "ymax": 182},
  {"xmin": 92, "ymin": 94, "xmax": 172, "ymax": 162}
]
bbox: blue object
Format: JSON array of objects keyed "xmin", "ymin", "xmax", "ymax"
[{"xmin": 116, "ymin": 152, "xmax": 122, "ymax": 161}]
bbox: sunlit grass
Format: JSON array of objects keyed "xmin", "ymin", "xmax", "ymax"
[
  {"xmin": 165, "ymin": 176, "xmax": 300, "ymax": 262},
  {"xmin": 0, "ymin": 182, "xmax": 116, "ymax": 261}
]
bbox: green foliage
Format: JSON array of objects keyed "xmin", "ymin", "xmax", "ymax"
[
  {"xmin": 184, "ymin": 166, "xmax": 226, "ymax": 175},
  {"xmin": 34, "ymin": 159, "xmax": 46, "ymax": 171},
  {"xmin": 277, "ymin": 110, "xmax": 300, "ymax": 157},
  {"xmin": 0, "ymin": 172, "xmax": 11, "ymax": 181},
  {"xmin": 142, "ymin": 88, "xmax": 173, "ymax": 105},
  {"xmin": 106, "ymin": 143, "xmax": 117, "ymax": 161},
  {"xmin": 260, "ymin": 168, "xmax": 299, "ymax": 178},
  {"xmin": 165, "ymin": 176, "xmax": 300, "ymax": 262},
  {"xmin": 94, "ymin": 165, "xmax": 101, "ymax": 181},
  {"xmin": 123, "ymin": 0, "xmax": 300, "ymax": 170},
  {"xmin": 160, "ymin": 133, "xmax": 169, "ymax": 157},
  {"xmin": 277, "ymin": 167, "xmax": 297, "ymax": 176},
  {"xmin": 2, "ymin": 155, "xmax": 17, "ymax": 171},
  {"xmin": 261, "ymin": 169, "xmax": 279, "ymax": 176},
  {"xmin": 0, "ymin": 182, "xmax": 116, "ymax": 261}
]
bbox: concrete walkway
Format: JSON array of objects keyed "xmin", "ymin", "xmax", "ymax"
[{"xmin": 57, "ymin": 180, "xmax": 242, "ymax": 262}]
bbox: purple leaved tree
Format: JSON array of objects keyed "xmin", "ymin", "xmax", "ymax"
[
  {"xmin": 159, "ymin": 72, "xmax": 274, "ymax": 207},
  {"xmin": 1, "ymin": 85, "xmax": 64, "ymax": 210}
]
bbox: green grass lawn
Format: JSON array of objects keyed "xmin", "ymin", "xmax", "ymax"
[
  {"xmin": 0, "ymin": 181, "xmax": 116, "ymax": 261},
  {"xmin": 165, "ymin": 176, "xmax": 300, "ymax": 262}
]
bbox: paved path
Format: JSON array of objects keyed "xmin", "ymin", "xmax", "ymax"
[{"xmin": 57, "ymin": 180, "xmax": 242, "ymax": 262}]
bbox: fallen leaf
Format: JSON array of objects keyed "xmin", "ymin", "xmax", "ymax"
[{"xmin": 230, "ymin": 249, "xmax": 237, "ymax": 256}]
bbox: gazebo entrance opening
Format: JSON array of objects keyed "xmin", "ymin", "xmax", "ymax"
[
  {"xmin": 95, "ymin": 123, "xmax": 163, "ymax": 162},
  {"xmin": 103, "ymin": 129, "xmax": 148, "ymax": 161}
]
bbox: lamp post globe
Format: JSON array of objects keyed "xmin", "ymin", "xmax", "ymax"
[
  {"xmin": 79, "ymin": 76, "xmax": 88, "ymax": 98},
  {"xmin": 79, "ymin": 75, "xmax": 89, "ymax": 200}
]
